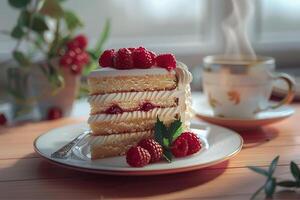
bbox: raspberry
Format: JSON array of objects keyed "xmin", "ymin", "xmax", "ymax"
[
  {"xmin": 156, "ymin": 54, "xmax": 176, "ymax": 71},
  {"xmin": 105, "ymin": 105, "xmax": 123, "ymax": 114},
  {"xmin": 59, "ymin": 54, "xmax": 72, "ymax": 68},
  {"xmin": 180, "ymin": 132, "xmax": 202, "ymax": 155},
  {"xmin": 99, "ymin": 49, "xmax": 115, "ymax": 67},
  {"xmin": 171, "ymin": 136, "xmax": 189, "ymax": 157},
  {"xmin": 47, "ymin": 107, "xmax": 63, "ymax": 120},
  {"xmin": 67, "ymin": 34, "xmax": 88, "ymax": 50},
  {"xmin": 115, "ymin": 48, "xmax": 134, "ymax": 69},
  {"xmin": 138, "ymin": 139, "xmax": 163, "ymax": 163},
  {"xmin": 70, "ymin": 64, "xmax": 83, "ymax": 75},
  {"xmin": 73, "ymin": 51, "xmax": 90, "ymax": 66},
  {"xmin": 149, "ymin": 51, "xmax": 156, "ymax": 62},
  {"xmin": 126, "ymin": 146, "xmax": 151, "ymax": 167},
  {"xmin": 0, "ymin": 113, "xmax": 7, "ymax": 125},
  {"xmin": 132, "ymin": 47, "xmax": 154, "ymax": 68}
]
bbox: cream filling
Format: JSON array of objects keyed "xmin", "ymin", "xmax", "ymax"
[
  {"xmin": 88, "ymin": 90, "xmax": 182, "ymax": 104},
  {"xmin": 89, "ymin": 130, "xmax": 153, "ymax": 148},
  {"xmin": 88, "ymin": 107, "xmax": 179, "ymax": 123}
]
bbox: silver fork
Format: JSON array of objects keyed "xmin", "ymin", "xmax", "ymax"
[{"xmin": 51, "ymin": 130, "xmax": 91, "ymax": 159}]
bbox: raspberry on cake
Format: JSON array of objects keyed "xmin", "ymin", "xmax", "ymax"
[{"xmin": 87, "ymin": 47, "xmax": 193, "ymax": 160}]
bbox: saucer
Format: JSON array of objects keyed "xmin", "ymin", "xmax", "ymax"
[
  {"xmin": 34, "ymin": 122, "xmax": 242, "ymax": 176},
  {"xmin": 192, "ymin": 93, "xmax": 295, "ymax": 130}
]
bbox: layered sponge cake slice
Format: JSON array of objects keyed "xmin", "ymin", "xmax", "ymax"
[{"xmin": 87, "ymin": 48, "xmax": 192, "ymax": 159}]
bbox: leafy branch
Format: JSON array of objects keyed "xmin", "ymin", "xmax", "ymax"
[{"xmin": 248, "ymin": 156, "xmax": 300, "ymax": 199}]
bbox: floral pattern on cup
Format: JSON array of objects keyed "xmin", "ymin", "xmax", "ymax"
[
  {"xmin": 227, "ymin": 90, "xmax": 240, "ymax": 105},
  {"xmin": 208, "ymin": 93, "xmax": 221, "ymax": 108}
]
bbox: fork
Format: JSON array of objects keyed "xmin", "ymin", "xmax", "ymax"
[{"xmin": 51, "ymin": 130, "xmax": 91, "ymax": 159}]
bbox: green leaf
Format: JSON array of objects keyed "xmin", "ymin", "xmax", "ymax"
[
  {"xmin": 39, "ymin": 0, "xmax": 64, "ymax": 18},
  {"xmin": 277, "ymin": 180, "xmax": 297, "ymax": 187},
  {"xmin": 20, "ymin": 11, "xmax": 49, "ymax": 33},
  {"xmin": 163, "ymin": 138, "xmax": 170, "ymax": 148},
  {"xmin": 290, "ymin": 161, "xmax": 300, "ymax": 181},
  {"xmin": 154, "ymin": 116, "xmax": 167, "ymax": 146},
  {"xmin": 94, "ymin": 19, "xmax": 110, "ymax": 55},
  {"xmin": 264, "ymin": 178, "xmax": 276, "ymax": 198},
  {"xmin": 11, "ymin": 25, "xmax": 24, "ymax": 39},
  {"xmin": 12, "ymin": 51, "xmax": 31, "ymax": 66},
  {"xmin": 250, "ymin": 185, "xmax": 264, "ymax": 200},
  {"xmin": 163, "ymin": 148, "xmax": 172, "ymax": 162},
  {"xmin": 8, "ymin": 0, "xmax": 30, "ymax": 8},
  {"xmin": 30, "ymin": 15, "xmax": 49, "ymax": 33},
  {"xmin": 268, "ymin": 156, "xmax": 279, "ymax": 176},
  {"xmin": 247, "ymin": 166, "xmax": 269, "ymax": 177},
  {"xmin": 63, "ymin": 10, "xmax": 83, "ymax": 31},
  {"xmin": 17, "ymin": 10, "xmax": 30, "ymax": 27},
  {"xmin": 168, "ymin": 118, "xmax": 183, "ymax": 142}
]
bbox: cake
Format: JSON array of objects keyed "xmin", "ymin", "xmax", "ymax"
[{"xmin": 87, "ymin": 47, "xmax": 193, "ymax": 159}]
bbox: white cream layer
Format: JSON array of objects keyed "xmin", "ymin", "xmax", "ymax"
[
  {"xmin": 88, "ymin": 66, "xmax": 175, "ymax": 78},
  {"xmin": 88, "ymin": 107, "xmax": 179, "ymax": 123},
  {"xmin": 88, "ymin": 90, "xmax": 182, "ymax": 104}
]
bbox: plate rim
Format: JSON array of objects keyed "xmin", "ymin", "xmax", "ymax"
[{"xmin": 33, "ymin": 122, "xmax": 243, "ymax": 176}]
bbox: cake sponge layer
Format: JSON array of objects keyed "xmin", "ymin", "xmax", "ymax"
[
  {"xmin": 88, "ymin": 74, "xmax": 177, "ymax": 95},
  {"xmin": 90, "ymin": 117, "xmax": 176, "ymax": 135},
  {"xmin": 90, "ymin": 130, "xmax": 153, "ymax": 159}
]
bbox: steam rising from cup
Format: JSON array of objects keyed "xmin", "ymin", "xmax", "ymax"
[{"xmin": 222, "ymin": 0, "xmax": 256, "ymax": 60}]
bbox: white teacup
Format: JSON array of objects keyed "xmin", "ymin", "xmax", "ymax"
[{"xmin": 202, "ymin": 55, "xmax": 295, "ymax": 119}]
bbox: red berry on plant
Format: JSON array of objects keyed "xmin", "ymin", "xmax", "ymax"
[
  {"xmin": 70, "ymin": 64, "xmax": 83, "ymax": 75},
  {"xmin": 99, "ymin": 49, "xmax": 115, "ymax": 67},
  {"xmin": 132, "ymin": 47, "xmax": 155, "ymax": 68},
  {"xmin": 47, "ymin": 107, "xmax": 63, "ymax": 120},
  {"xmin": 138, "ymin": 139, "xmax": 163, "ymax": 163},
  {"xmin": 171, "ymin": 136, "xmax": 189, "ymax": 157},
  {"xmin": 115, "ymin": 48, "xmax": 134, "ymax": 69},
  {"xmin": 0, "ymin": 113, "xmax": 7, "ymax": 125},
  {"xmin": 59, "ymin": 55, "xmax": 73, "ymax": 68},
  {"xmin": 180, "ymin": 132, "xmax": 202, "ymax": 155},
  {"xmin": 156, "ymin": 54, "xmax": 176, "ymax": 71},
  {"xmin": 67, "ymin": 34, "xmax": 88, "ymax": 50},
  {"xmin": 126, "ymin": 146, "xmax": 151, "ymax": 167}
]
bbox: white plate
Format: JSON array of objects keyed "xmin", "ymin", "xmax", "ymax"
[
  {"xmin": 34, "ymin": 122, "xmax": 243, "ymax": 176},
  {"xmin": 193, "ymin": 94, "xmax": 295, "ymax": 130}
]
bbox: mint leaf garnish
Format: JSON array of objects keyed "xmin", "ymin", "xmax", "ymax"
[
  {"xmin": 154, "ymin": 116, "xmax": 166, "ymax": 145},
  {"xmin": 168, "ymin": 118, "xmax": 183, "ymax": 142},
  {"xmin": 163, "ymin": 148, "xmax": 172, "ymax": 163},
  {"xmin": 154, "ymin": 116, "xmax": 184, "ymax": 162}
]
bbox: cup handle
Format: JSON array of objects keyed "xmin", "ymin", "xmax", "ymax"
[{"xmin": 267, "ymin": 73, "xmax": 296, "ymax": 110}]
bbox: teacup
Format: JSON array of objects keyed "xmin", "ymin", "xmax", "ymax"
[{"xmin": 202, "ymin": 55, "xmax": 295, "ymax": 119}]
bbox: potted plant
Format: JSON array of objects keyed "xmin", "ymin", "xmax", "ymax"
[{"xmin": 2, "ymin": 0, "xmax": 110, "ymax": 121}]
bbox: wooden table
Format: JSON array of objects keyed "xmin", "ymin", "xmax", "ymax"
[{"xmin": 0, "ymin": 106, "xmax": 300, "ymax": 200}]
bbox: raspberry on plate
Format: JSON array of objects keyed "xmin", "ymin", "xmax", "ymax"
[
  {"xmin": 115, "ymin": 48, "xmax": 134, "ymax": 69},
  {"xmin": 132, "ymin": 47, "xmax": 155, "ymax": 69},
  {"xmin": 156, "ymin": 54, "xmax": 176, "ymax": 71},
  {"xmin": 99, "ymin": 49, "xmax": 115, "ymax": 68},
  {"xmin": 126, "ymin": 146, "xmax": 151, "ymax": 167},
  {"xmin": 171, "ymin": 136, "xmax": 189, "ymax": 157},
  {"xmin": 180, "ymin": 132, "xmax": 202, "ymax": 155},
  {"xmin": 138, "ymin": 139, "xmax": 163, "ymax": 163}
]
